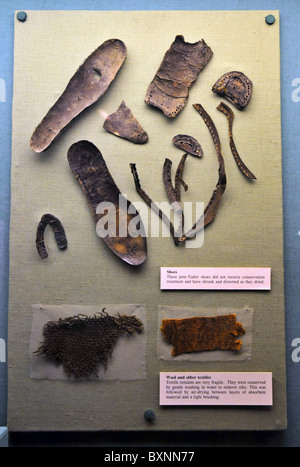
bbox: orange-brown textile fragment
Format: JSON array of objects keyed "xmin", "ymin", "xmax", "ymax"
[{"xmin": 161, "ymin": 314, "xmax": 245, "ymax": 356}]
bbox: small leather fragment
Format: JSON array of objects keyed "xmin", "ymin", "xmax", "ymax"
[
  {"xmin": 212, "ymin": 71, "xmax": 253, "ymax": 110},
  {"xmin": 145, "ymin": 35, "xmax": 213, "ymax": 118},
  {"xmin": 30, "ymin": 39, "xmax": 127, "ymax": 152},
  {"xmin": 217, "ymin": 101, "xmax": 256, "ymax": 179},
  {"xmin": 103, "ymin": 100, "xmax": 148, "ymax": 144},
  {"xmin": 36, "ymin": 213, "xmax": 67, "ymax": 259},
  {"xmin": 173, "ymin": 134, "xmax": 203, "ymax": 158},
  {"xmin": 67, "ymin": 140, "xmax": 147, "ymax": 266},
  {"xmin": 161, "ymin": 314, "xmax": 245, "ymax": 357},
  {"xmin": 34, "ymin": 311, "xmax": 144, "ymax": 378}
]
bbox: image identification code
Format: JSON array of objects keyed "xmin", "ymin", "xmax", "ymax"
[{"xmin": 104, "ymin": 451, "xmax": 195, "ymax": 463}]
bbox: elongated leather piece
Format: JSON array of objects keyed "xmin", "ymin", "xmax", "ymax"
[
  {"xmin": 145, "ymin": 35, "xmax": 213, "ymax": 118},
  {"xmin": 179, "ymin": 103, "xmax": 227, "ymax": 242},
  {"xmin": 217, "ymin": 101, "xmax": 256, "ymax": 179},
  {"xmin": 31, "ymin": 39, "xmax": 127, "ymax": 152},
  {"xmin": 67, "ymin": 140, "xmax": 147, "ymax": 266},
  {"xmin": 161, "ymin": 314, "xmax": 245, "ymax": 356}
]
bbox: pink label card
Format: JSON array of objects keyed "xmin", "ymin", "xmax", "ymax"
[
  {"xmin": 160, "ymin": 267, "xmax": 271, "ymax": 290},
  {"xmin": 160, "ymin": 372, "xmax": 273, "ymax": 406}
]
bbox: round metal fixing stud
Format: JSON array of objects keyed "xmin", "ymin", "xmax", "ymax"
[
  {"xmin": 144, "ymin": 409, "xmax": 155, "ymax": 422},
  {"xmin": 17, "ymin": 11, "xmax": 27, "ymax": 22},
  {"xmin": 265, "ymin": 14, "xmax": 275, "ymax": 25}
]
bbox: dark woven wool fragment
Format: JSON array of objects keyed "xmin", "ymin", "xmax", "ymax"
[{"xmin": 35, "ymin": 311, "xmax": 144, "ymax": 378}]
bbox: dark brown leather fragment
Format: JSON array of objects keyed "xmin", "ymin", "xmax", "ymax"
[
  {"xmin": 36, "ymin": 213, "xmax": 67, "ymax": 259},
  {"xmin": 30, "ymin": 39, "xmax": 127, "ymax": 152},
  {"xmin": 145, "ymin": 35, "xmax": 213, "ymax": 118},
  {"xmin": 163, "ymin": 158, "xmax": 181, "ymax": 207},
  {"xmin": 103, "ymin": 100, "xmax": 148, "ymax": 144},
  {"xmin": 161, "ymin": 314, "xmax": 245, "ymax": 356},
  {"xmin": 67, "ymin": 140, "xmax": 147, "ymax": 266},
  {"xmin": 212, "ymin": 71, "xmax": 253, "ymax": 110}
]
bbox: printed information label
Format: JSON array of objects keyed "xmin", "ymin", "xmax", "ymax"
[
  {"xmin": 160, "ymin": 267, "xmax": 271, "ymax": 290},
  {"xmin": 160, "ymin": 372, "xmax": 273, "ymax": 406}
]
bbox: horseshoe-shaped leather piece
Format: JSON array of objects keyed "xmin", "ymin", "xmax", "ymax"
[{"xmin": 212, "ymin": 71, "xmax": 253, "ymax": 110}]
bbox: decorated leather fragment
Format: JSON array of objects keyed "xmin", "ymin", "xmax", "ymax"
[
  {"xmin": 172, "ymin": 134, "xmax": 203, "ymax": 158},
  {"xmin": 161, "ymin": 314, "xmax": 245, "ymax": 357},
  {"xmin": 145, "ymin": 35, "xmax": 213, "ymax": 118}
]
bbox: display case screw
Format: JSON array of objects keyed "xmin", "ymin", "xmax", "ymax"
[
  {"xmin": 17, "ymin": 11, "xmax": 27, "ymax": 22},
  {"xmin": 265, "ymin": 14, "xmax": 275, "ymax": 25},
  {"xmin": 144, "ymin": 409, "xmax": 155, "ymax": 422}
]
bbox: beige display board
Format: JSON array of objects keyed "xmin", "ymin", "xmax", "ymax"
[{"xmin": 8, "ymin": 10, "xmax": 286, "ymax": 431}]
